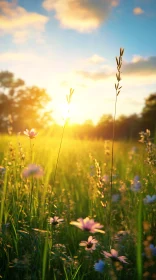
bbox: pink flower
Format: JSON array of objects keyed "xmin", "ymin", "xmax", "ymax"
[
  {"xmin": 22, "ymin": 164, "xmax": 43, "ymax": 178},
  {"xmin": 70, "ymin": 217, "xmax": 105, "ymax": 233},
  {"xmin": 102, "ymin": 249, "xmax": 128, "ymax": 263},
  {"xmin": 102, "ymin": 174, "xmax": 110, "ymax": 183},
  {"xmin": 79, "ymin": 236, "xmax": 98, "ymax": 251},
  {"xmin": 49, "ymin": 216, "xmax": 64, "ymax": 226},
  {"xmin": 24, "ymin": 129, "xmax": 38, "ymax": 139}
]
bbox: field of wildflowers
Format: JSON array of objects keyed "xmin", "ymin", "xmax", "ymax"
[
  {"xmin": 0, "ymin": 50, "xmax": 156, "ymax": 280},
  {"xmin": 0, "ymin": 129, "xmax": 156, "ymax": 280}
]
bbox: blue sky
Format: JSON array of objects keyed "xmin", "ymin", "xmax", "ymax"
[{"xmin": 0, "ymin": 0, "xmax": 156, "ymax": 124}]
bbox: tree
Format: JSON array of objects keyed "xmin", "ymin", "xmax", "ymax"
[
  {"xmin": 141, "ymin": 93, "xmax": 156, "ymax": 134},
  {"xmin": 0, "ymin": 71, "xmax": 52, "ymax": 132},
  {"xmin": 96, "ymin": 114, "xmax": 113, "ymax": 139},
  {"xmin": 116, "ymin": 114, "xmax": 141, "ymax": 139}
]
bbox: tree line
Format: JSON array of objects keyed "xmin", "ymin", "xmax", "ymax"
[
  {"xmin": 0, "ymin": 71, "xmax": 156, "ymax": 139},
  {"xmin": 0, "ymin": 71, "xmax": 52, "ymax": 133},
  {"xmin": 68, "ymin": 93, "xmax": 156, "ymax": 139}
]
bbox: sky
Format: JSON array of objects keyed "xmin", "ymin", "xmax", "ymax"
[{"xmin": 0, "ymin": 0, "xmax": 156, "ymax": 124}]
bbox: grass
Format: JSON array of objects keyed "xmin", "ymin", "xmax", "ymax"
[{"xmin": 0, "ymin": 134, "xmax": 155, "ymax": 279}]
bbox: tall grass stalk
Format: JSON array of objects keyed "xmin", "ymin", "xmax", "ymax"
[
  {"xmin": 109, "ymin": 49, "xmax": 124, "ymax": 229},
  {"xmin": 42, "ymin": 231, "xmax": 49, "ymax": 280},
  {"xmin": 30, "ymin": 138, "xmax": 33, "ymax": 162},
  {"xmin": 110, "ymin": 48, "xmax": 124, "ymax": 199},
  {"xmin": 136, "ymin": 193, "xmax": 143, "ymax": 280},
  {"xmin": 53, "ymin": 121, "xmax": 66, "ymax": 186},
  {"xmin": 63, "ymin": 264, "xmax": 82, "ymax": 280},
  {"xmin": 29, "ymin": 177, "xmax": 34, "ymax": 217},
  {"xmin": 0, "ymin": 171, "xmax": 8, "ymax": 224},
  {"xmin": 29, "ymin": 138, "xmax": 34, "ymax": 217},
  {"xmin": 53, "ymin": 88, "xmax": 74, "ymax": 187}
]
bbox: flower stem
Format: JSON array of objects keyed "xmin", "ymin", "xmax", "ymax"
[
  {"xmin": 110, "ymin": 93, "xmax": 118, "ymax": 202},
  {"xmin": 108, "ymin": 48, "xmax": 124, "ymax": 235},
  {"xmin": 53, "ymin": 121, "xmax": 66, "ymax": 187}
]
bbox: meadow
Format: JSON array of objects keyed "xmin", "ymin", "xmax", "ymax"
[{"xmin": 0, "ymin": 131, "xmax": 156, "ymax": 280}]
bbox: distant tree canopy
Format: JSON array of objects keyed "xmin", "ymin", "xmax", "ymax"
[
  {"xmin": 67, "ymin": 95, "xmax": 156, "ymax": 140},
  {"xmin": 0, "ymin": 71, "xmax": 53, "ymax": 133},
  {"xmin": 141, "ymin": 93, "xmax": 156, "ymax": 132}
]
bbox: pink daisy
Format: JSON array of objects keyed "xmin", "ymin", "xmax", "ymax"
[
  {"xmin": 103, "ymin": 249, "xmax": 128, "ymax": 263},
  {"xmin": 79, "ymin": 236, "xmax": 98, "ymax": 251},
  {"xmin": 24, "ymin": 128, "xmax": 38, "ymax": 139},
  {"xmin": 49, "ymin": 216, "xmax": 64, "ymax": 226},
  {"xmin": 70, "ymin": 217, "xmax": 105, "ymax": 233}
]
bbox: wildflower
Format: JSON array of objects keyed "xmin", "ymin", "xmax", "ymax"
[
  {"xmin": 22, "ymin": 164, "xmax": 43, "ymax": 178},
  {"xmin": 0, "ymin": 166, "xmax": 6, "ymax": 175},
  {"xmin": 149, "ymin": 244, "xmax": 156, "ymax": 256},
  {"xmin": 49, "ymin": 216, "xmax": 64, "ymax": 226},
  {"xmin": 139, "ymin": 129, "xmax": 151, "ymax": 143},
  {"xmin": 24, "ymin": 128, "xmax": 38, "ymax": 139},
  {"xmin": 143, "ymin": 195, "xmax": 156, "ymax": 204},
  {"xmin": 131, "ymin": 175, "xmax": 141, "ymax": 192},
  {"xmin": 94, "ymin": 260, "xmax": 105, "ymax": 273},
  {"xmin": 102, "ymin": 249, "xmax": 128, "ymax": 263},
  {"xmin": 70, "ymin": 217, "xmax": 105, "ymax": 233},
  {"xmin": 79, "ymin": 236, "xmax": 98, "ymax": 251},
  {"xmin": 102, "ymin": 174, "xmax": 109, "ymax": 183},
  {"xmin": 144, "ymin": 243, "xmax": 156, "ymax": 258}
]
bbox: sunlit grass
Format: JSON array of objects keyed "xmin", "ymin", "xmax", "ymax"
[{"xmin": 0, "ymin": 133, "xmax": 155, "ymax": 279}]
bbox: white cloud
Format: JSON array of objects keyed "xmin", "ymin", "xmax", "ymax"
[
  {"xmin": 123, "ymin": 56, "xmax": 156, "ymax": 75},
  {"xmin": 0, "ymin": 52, "xmax": 44, "ymax": 62},
  {"xmin": 131, "ymin": 55, "xmax": 145, "ymax": 63},
  {"xmin": 77, "ymin": 56, "xmax": 156, "ymax": 84},
  {"xmin": 133, "ymin": 7, "xmax": 144, "ymax": 15},
  {"xmin": 87, "ymin": 54, "xmax": 105, "ymax": 64},
  {"xmin": 0, "ymin": 0, "xmax": 49, "ymax": 43},
  {"xmin": 42, "ymin": 0, "xmax": 120, "ymax": 32},
  {"xmin": 13, "ymin": 30, "xmax": 29, "ymax": 44}
]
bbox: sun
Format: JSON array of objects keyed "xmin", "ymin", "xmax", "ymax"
[
  {"xmin": 58, "ymin": 102, "xmax": 81, "ymax": 125},
  {"xmin": 59, "ymin": 102, "xmax": 70, "ymax": 120}
]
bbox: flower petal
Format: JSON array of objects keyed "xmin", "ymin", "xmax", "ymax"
[
  {"xmin": 111, "ymin": 249, "xmax": 118, "ymax": 257},
  {"xmin": 79, "ymin": 241, "xmax": 87, "ymax": 247},
  {"xmin": 103, "ymin": 251, "xmax": 112, "ymax": 258}
]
